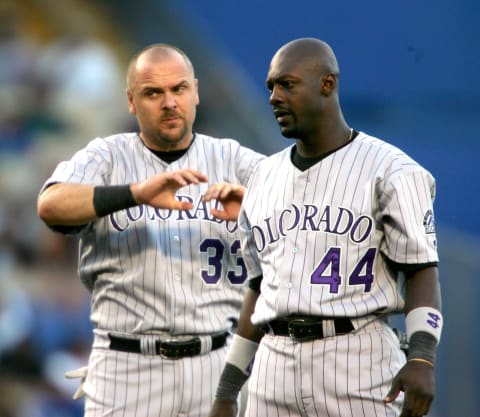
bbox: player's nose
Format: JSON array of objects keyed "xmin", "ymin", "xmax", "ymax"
[
  {"xmin": 269, "ymin": 85, "xmax": 284, "ymax": 105},
  {"xmin": 161, "ymin": 92, "xmax": 177, "ymax": 109}
]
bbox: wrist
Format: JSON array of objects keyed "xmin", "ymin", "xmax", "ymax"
[
  {"xmin": 215, "ymin": 335, "xmax": 259, "ymax": 402},
  {"xmin": 129, "ymin": 183, "xmax": 142, "ymax": 204},
  {"xmin": 408, "ymin": 357, "xmax": 434, "ymax": 368},
  {"xmin": 407, "ymin": 331, "xmax": 437, "ymax": 366},
  {"xmin": 225, "ymin": 334, "xmax": 259, "ymax": 375},
  {"xmin": 215, "ymin": 363, "xmax": 248, "ymax": 402},
  {"xmin": 405, "ymin": 306, "xmax": 443, "ymax": 344},
  {"xmin": 93, "ymin": 185, "xmax": 137, "ymax": 217}
]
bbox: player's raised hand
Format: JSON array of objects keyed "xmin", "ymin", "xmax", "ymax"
[
  {"xmin": 202, "ymin": 182, "xmax": 246, "ymax": 221},
  {"xmin": 132, "ymin": 169, "xmax": 207, "ymax": 210},
  {"xmin": 384, "ymin": 360, "xmax": 435, "ymax": 417}
]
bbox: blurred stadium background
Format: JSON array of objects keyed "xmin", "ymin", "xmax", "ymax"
[{"xmin": 0, "ymin": 0, "xmax": 477, "ymax": 416}]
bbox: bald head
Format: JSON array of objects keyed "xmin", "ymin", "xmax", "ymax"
[
  {"xmin": 271, "ymin": 38, "xmax": 339, "ymax": 77},
  {"xmin": 125, "ymin": 43, "xmax": 200, "ymax": 151},
  {"xmin": 126, "ymin": 44, "xmax": 195, "ymax": 90},
  {"xmin": 266, "ymin": 38, "xmax": 349, "ymax": 149}
]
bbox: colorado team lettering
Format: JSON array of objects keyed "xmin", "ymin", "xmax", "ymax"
[
  {"xmin": 251, "ymin": 204, "xmax": 373, "ymax": 251},
  {"xmin": 109, "ymin": 194, "xmax": 239, "ymax": 233}
]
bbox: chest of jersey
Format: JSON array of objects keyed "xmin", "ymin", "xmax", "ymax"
[{"xmin": 244, "ymin": 146, "xmax": 384, "ymax": 303}]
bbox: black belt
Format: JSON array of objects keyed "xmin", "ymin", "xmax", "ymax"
[
  {"xmin": 108, "ymin": 332, "xmax": 228, "ymax": 359},
  {"xmin": 264, "ymin": 316, "xmax": 354, "ymax": 341}
]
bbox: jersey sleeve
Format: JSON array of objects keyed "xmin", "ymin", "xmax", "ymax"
[
  {"xmin": 40, "ymin": 137, "xmax": 112, "ymax": 191},
  {"xmin": 231, "ymin": 144, "xmax": 265, "ymax": 186},
  {"xmin": 379, "ymin": 167, "xmax": 439, "ymax": 265}
]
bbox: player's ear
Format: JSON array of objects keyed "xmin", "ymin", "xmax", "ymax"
[
  {"xmin": 194, "ymin": 79, "xmax": 200, "ymax": 105},
  {"xmin": 320, "ymin": 74, "xmax": 337, "ymax": 96},
  {"xmin": 126, "ymin": 88, "xmax": 136, "ymax": 114}
]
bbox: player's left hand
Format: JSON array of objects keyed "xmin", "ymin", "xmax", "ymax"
[
  {"xmin": 384, "ymin": 360, "xmax": 435, "ymax": 417},
  {"xmin": 65, "ymin": 365, "xmax": 88, "ymax": 400},
  {"xmin": 202, "ymin": 182, "xmax": 246, "ymax": 221},
  {"xmin": 207, "ymin": 398, "xmax": 238, "ymax": 417},
  {"xmin": 132, "ymin": 169, "xmax": 208, "ymax": 210}
]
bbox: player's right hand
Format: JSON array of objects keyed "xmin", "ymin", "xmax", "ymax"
[
  {"xmin": 207, "ymin": 399, "xmax": 238, "ymax": 417},
  {"xmin": 132, "ymin": 169, "xmax": 208, "ymax": 210}
]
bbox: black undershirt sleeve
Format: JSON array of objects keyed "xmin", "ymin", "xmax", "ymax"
[{"xmin": 383, "ymin": 254, "xmax": 438, "ymax": 277}]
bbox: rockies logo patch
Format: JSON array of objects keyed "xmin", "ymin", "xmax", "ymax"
[{"xmin": 423, "ymin": 209, "xmax": 436, "ymax": 234}]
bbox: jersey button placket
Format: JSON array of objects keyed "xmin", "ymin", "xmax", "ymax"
[
  {"xmin": 172, "ymin": 235, "xmax": 181, "ymax": 282},
  {"xmin": 173, "ymin": 235, "xmax": 181, "ymax": 281},
  {"xmin": 289, "ymin": 248, "xmax": 298, "ymax": 290}
]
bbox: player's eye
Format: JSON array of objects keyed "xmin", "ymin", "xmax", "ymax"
[
  {"xmin": 144, "ymin": 89, "xmax": 159, "ymax": 97},
  {"xmin": 281, "ymin": 80, "xmax": 295, "ymax": 89},
  {"xmin": 173, "ymin": 84, "xmax": 188, "ymax": 94}
]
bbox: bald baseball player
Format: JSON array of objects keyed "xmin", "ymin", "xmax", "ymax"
[
  {"xmin": 37, "ymin": 44, "xmax": 264, "ymax": 417},
  {"xmin": 206, "ymin": 38, "xmax": 442, "ymax": 417}
]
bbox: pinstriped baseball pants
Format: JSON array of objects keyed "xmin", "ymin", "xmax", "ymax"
[
  {"xmin": 82, "ymin": 332, "xmax": 228, "ymax": 417},
  {"xmin": 245, "ymin": 319, "xmax": 405, "ymax": 417}
]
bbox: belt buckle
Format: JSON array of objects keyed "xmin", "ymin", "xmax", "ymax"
[
  {"xmin": 288, "ymin": 318, "xmax": 307, "ymax": 341},
  {"xmin": 158, "ymin": 338, "xmax": 200, "ymax": 359},
  {"xmin": 158, "ymin": 339, "xmax": 181, "ymax": 360}
]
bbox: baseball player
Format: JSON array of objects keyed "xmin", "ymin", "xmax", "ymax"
[
  {"xmin": 207, "ymin": 38, "xmax": 442, "ymax": 417},
  {"xmin": 37, "ymin": 44, "xmax": 264, "ymax": 416}
]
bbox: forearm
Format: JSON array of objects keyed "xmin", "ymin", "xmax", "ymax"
[
  {"xmin": 38, "ymin": 183, "xmax": 138, "ymax": 226},
  {"xmin": 404, "ymin": 266, "xmax": 443, "ymax": 365},
  {"xmin": 236, "ymin": 288, "xmax": 264, "ymax": 342},
  {"xmin": 215, "ymin": 288, "xmax": 263, "ymax": 402},
  {"xmin": 404, "ymin": 266, "xmax": 441, "ymax": 312},
  {"xmin": 38, "ymin": 183, "xmax": 97, "ymax": 225}
]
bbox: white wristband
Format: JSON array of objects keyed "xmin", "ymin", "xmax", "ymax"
[
  {"xmin": 225, "ymin": 334, "xmax": 259, "ymax": 376},
  {"xmin": 405, "ymin": 307, "xmax": 443, "ymax": 344}
]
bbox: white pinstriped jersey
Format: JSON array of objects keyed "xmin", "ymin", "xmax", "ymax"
[
  {"xmin": 43, "ymin": 132, "xmax": 264, "ymax": 335},
  {"xmin": 239, "ymin": 132, "xmax": 438, "ymax": 325}
]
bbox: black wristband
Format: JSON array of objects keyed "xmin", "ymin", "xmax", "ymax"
[
  {"xmin": 248, "ymin": 276, "xmax": 263, "ymax": 293},
  {"xmin": 407, "ymin": 331, "xmax": 437, "ymax": 365},
  {"xmin": 215, "ymin": 363, "xmax": 249, "ymax": 402},
  {"xmin": 93, "ymin": 185, "xmax": 137, "ymax": 217}
]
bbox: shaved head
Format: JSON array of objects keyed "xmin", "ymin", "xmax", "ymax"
[
  {"xmin": 125, "ymin": 43, "xmax": 199, "ymax": 151},
  {"xmin": 266, "ymin": 38, "xmax": 349, "ymax": 153},
  {"xmin": 126, "ymin": 44, "xmax": 195, "ymax": 90},
  {"xmin": 271, "ymin": 38, "xmax": 339, "ymax": 77}
]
